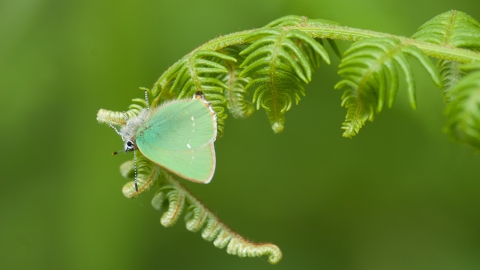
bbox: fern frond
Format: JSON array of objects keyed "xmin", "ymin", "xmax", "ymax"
[
  {"xmin": 219, "ymin": 46, "xmax": 255, "ymax": 119},
  {"xmin": 150, "ymin": 171, "xmax": 282, "ymax": 264},
  {"xmin": 266, "ymin": 15, "xmax": 343, "ymax": 59},
  {"xmin": 115, "ymin": 152, "xmax": 282, "ymax": 262},
  {"xmin": 438, "ymin": 59, "xmax": 466, "ymax": 101},
  {"xmin": 336, "ymin": 38, "xmax": 441, "ymax": 137},
  {"xmin": 412, "ymin": 10, "xmax": 480, "ymax": 100},
  {"xmin": 444, "ymin": 62, "xmax": 480, "ymax": 149},
  {"xmin": 105, "ymin": 149, "xmax": 283, "ymax": 263},
  {"xmin": 98, "ymin": 12, "xmax": 480, "ymax": 264},
  {"xmin": 117, "ymin": 156, "xmax": 283, "ymax": 262},
  {"xmin": 239, "ymin": 28, "xmax": 330, "ymax": 132},
  {"xmin": 412, "ymin": 10, "xmax": 480, "ymax": 50}
]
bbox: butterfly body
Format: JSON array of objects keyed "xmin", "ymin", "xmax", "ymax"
[{"xmin": 118, "ymin": 94, "xmax": 217, "ymax": 184}]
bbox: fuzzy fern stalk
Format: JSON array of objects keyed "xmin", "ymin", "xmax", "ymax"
[
  {"xmin": 98, "ymin": 10, "xmax": 480, "ymax": 264},
  {"xmin": 120, "ymin": 154, "xmax": 282, "ymax": 264}
]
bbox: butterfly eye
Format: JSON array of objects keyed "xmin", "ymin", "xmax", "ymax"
[{"xmin": 124, "ymin": 140, "xmax": 136, "ymax": 152}]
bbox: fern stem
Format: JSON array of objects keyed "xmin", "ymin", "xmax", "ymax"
[
  {"xmin": 296, "ymin": 26, "xmax": 480, "ymax": 63},
  {"xmin": 153, "ymin": 25, "xmax": 480, "ymax": 95}
]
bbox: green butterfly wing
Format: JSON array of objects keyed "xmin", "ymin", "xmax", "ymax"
[{"xmin": 136, "ymin": 98, "xmax": 217, "ymax": 183}]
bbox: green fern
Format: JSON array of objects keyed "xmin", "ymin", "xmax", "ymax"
[
  {"xmin": 151, "ymin": 172, "xmax": 282, "ymax": 264},
  {"xmin": 239, "ymin": 27, "xmax": 330, "ymax": 132},
  {"xmin": 409, "ymin": 10, "xmax": 480, "ymax": 149},
  {"xmin": 437, "ymin": 59, "xmax": 466, "ymax": 101},
  {"xmin": 219, "ymin": 46, "xmax": 255, "ymax": 119},
  {"xmin": 412, "ymin": 10, "xmax": 480, "ymax": 101},
  {"xmin": 412, "ymin": 10, "xmax": 480, "ymax": 49},
  {"xmin": 444, "ymin": 62, "xmax": 480, "ymax": 149},
  {"xmin": 119, "ymin": 153, "xmax": 282, "ymax": 264},
  {"xmin": 335, "ymin": 37, "xmax": 441, "ymax": 137},
  {"xmin": 98, "ymin": 11, "xmax": 480, "ymax": 264}
]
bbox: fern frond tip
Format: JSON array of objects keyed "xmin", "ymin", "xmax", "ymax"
[{"xmin": 271, "ymin": 121, "xmax": 285, "ymax": 133}]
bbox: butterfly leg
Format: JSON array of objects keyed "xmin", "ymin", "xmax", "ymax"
[{"xmin": 109, "ymin": 124, "xmax": 121, "ymax": 135}]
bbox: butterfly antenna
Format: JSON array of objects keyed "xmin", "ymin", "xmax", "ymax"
[
  {"xmin": 144, "ymin": 90, "xmax": 150, "ymax": 110},
  {"xmin": 134, "ymin": 150, "xmax": 138, "ymax": 192},
  {"xmin": 109, "ymin": 120, "xmax": 125, "ymax": 155}
]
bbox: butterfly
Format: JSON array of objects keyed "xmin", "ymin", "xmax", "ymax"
[{"xmin": 112, "ymin": 92, "xmax": 217, "ymax": 191}]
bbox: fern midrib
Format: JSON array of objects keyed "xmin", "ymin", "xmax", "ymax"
[
  {"xmin": 188, "ymin": 53, "xmax": 203, "ymax": 97},
  {"xmin": 297, "ymin": 26, "xmax": 480, "ymax": 62},
  {"xmin": 225, "ymin": 61, "xmax": 238, "ymax": 108},
  {"xmin": 267, "ymin": 32, "xmax": 286, "ymax": 121},
  {"xmin": 442, "ymin": 10, "xmax": 457, "ymax": 45},
  {"xmin": 442, "ymin": 60, "xmax": 463, "ymax": 99}
]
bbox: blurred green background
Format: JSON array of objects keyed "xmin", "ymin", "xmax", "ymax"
[{"xmin": 2, "ymin": 0, "xmax": 480, "ymax": 269}]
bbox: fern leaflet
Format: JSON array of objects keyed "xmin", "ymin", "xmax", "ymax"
[
  {"xmin": 336, "ymin": 37, "xmax": 441, "ymax": 137},
  {"xmin": 219, "ymin": 46, "xmax": 255, "ymax": 119},
  {"xmin": 239, "ymin": 27, "xmax": 330, "ymax": 132},
  {"xmin": 444, "ymin": 62, "xmax": 480, "ymax": 149},
  {"xmin": 412, "ymin": 10, "xmax": 480, "ymax": 100},
  {"xmin": 412, "ymin": 10, "xmax": 480, "ymax": 50}
]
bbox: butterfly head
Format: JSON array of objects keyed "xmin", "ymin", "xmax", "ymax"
[{"xmin": 110, "ymin": 109, "xmax": 149, "ymax": 155}]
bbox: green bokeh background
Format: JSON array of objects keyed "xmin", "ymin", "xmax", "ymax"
[{"xmin": 2, "ymin": 1, "xmax": 480, "ymax": 269}]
